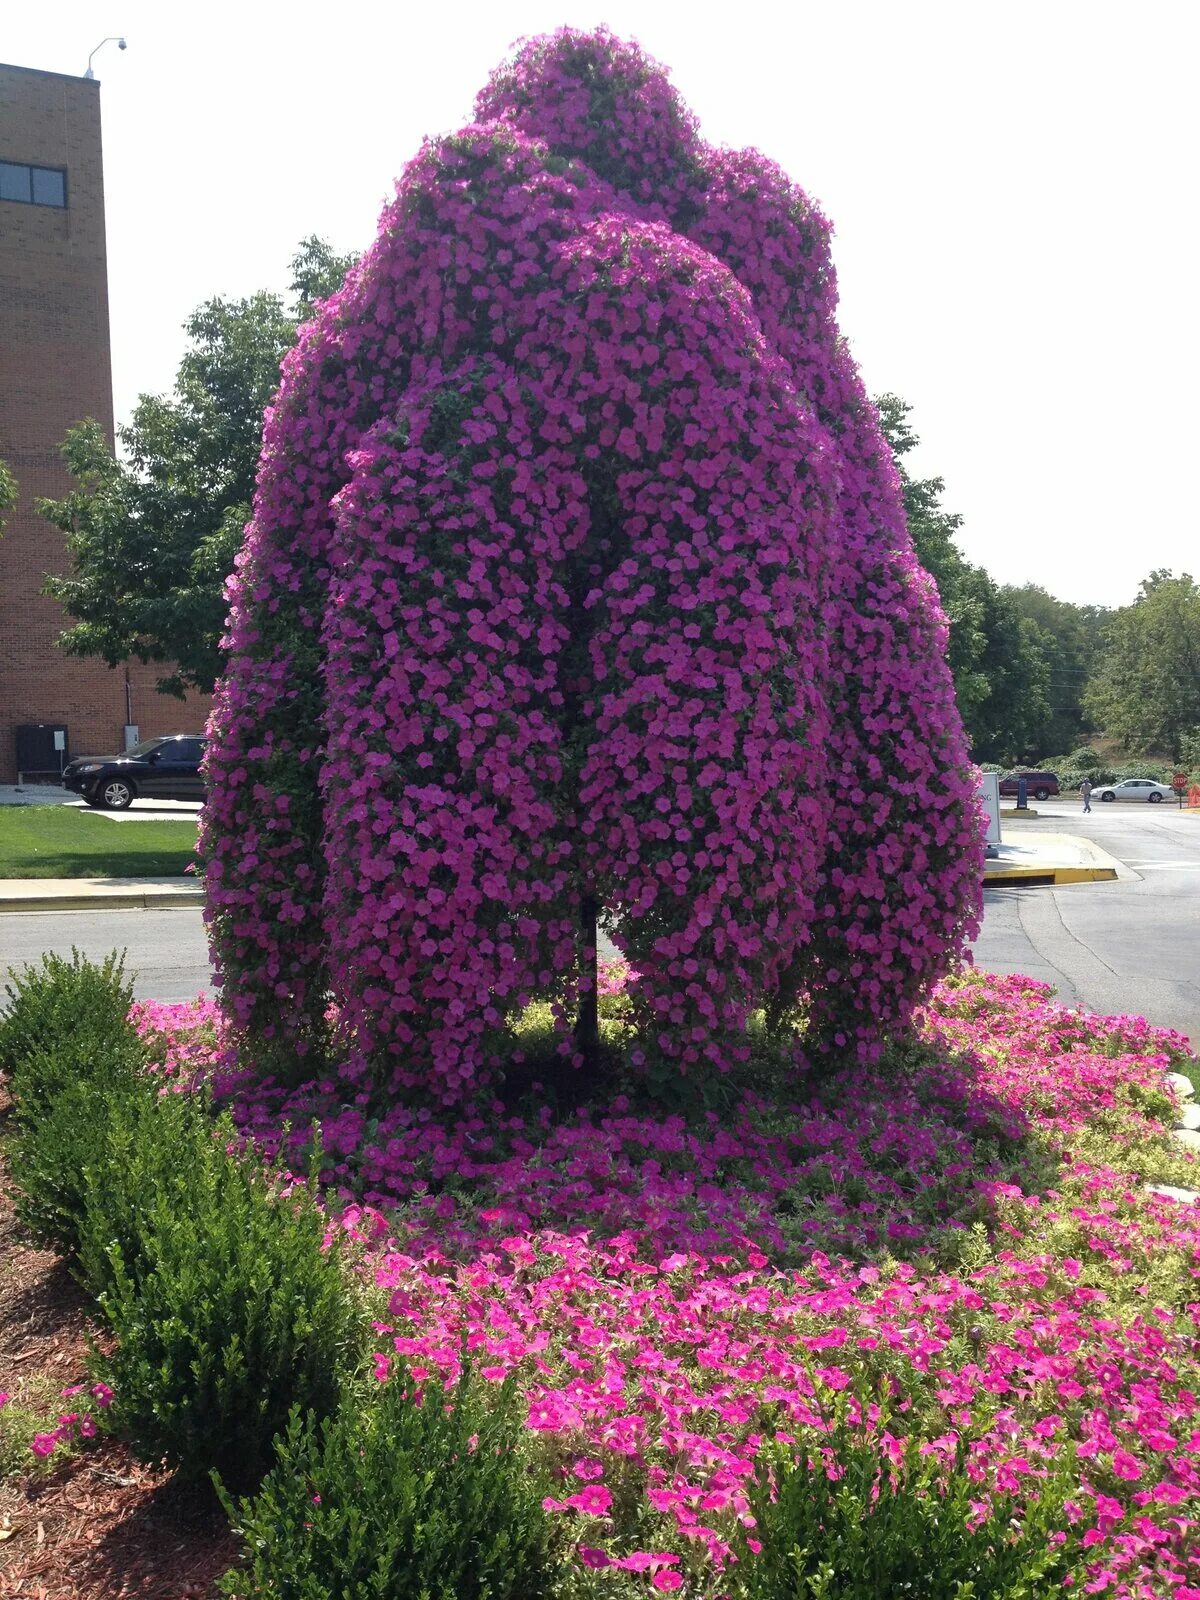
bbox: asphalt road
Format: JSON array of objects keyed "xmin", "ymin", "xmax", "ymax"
[
  {"xmin": 973, "ymin": 800, "xmax": 1200, "ymax": 1048},
  {"xmin": 2, "ymin": 801, "xmax": 1197, "ymax": 1046},
  {"xmin": 0, "ymin": 907, "xmax": 214, "ymax": 1002}
]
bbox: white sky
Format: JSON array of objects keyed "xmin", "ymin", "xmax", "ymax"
[{"xmin": 7, "ymin": 0, "xmax": 1197, "ymax": 608}]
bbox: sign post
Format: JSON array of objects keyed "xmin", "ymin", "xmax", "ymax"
[{"xmin": 980, "ymin": 771, "xmax": 1001, "ymax": 851}]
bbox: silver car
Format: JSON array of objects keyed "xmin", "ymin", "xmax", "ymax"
[{"xmin": 1095, "ymin": 778, "xmax": 1174, "ymax": 804}]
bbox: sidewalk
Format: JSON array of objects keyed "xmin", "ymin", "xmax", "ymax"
[
  {"xmin": 984, "ymin": 831, "xmax": 1122, "ymax": 887},
  {"xmin": 0, "ymin": 785, "xmax": 202, "ymax": 821},
  {"xmin": 0, "ymin": 877, "xmax": 204, "ymax": 912}
]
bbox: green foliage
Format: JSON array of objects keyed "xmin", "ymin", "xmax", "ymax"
[
  {"xmin": 0, "ymin": 948, "xmax": 138, "ymax": 1111},
  {"xmin": 10, "ymin": 1057, "xmax": 144, "ymax": 1262},
  {"xmin": 217, "ymin": 1364, "xmax": 558, "ymax": 1600},
  {"xmin": 1066, "ymin": 745, "xmax": 1102, "ymax": 769},
  {"xmin": 74, "ymin": 1082, "xmax": 208, "ymax": 1300},
  {"xmin": 1001, "ymin": 586, "xmax": 1108, "ymax": 755},
  {"xmin": 877, "ymin": 399, "xmax": 1130, "ymax": 764},
  {"xmin": 1, "ymin": 949, "xmax": 148, "ymax": 1264},
  {"xmin": 1084, "ymin": 570, "xmax": 1200, "ymax": 760},
  {"xmin": 39, "ymin": 238, "xmax": 356, "ymax": 697},
  {"xmin": 730, "ymin": 1406, "xmax": 1082, "ymax": 1599},
  {"xmin": 84, "ymin": 1094, "xmax": 366, "ymax": 1494},
  {"xmin": 875, "ymin": 394, "xmax": 986, "ymax": 726},
  {"xmin": 959, "ymin": 578, "xmax": 1054, "ymax": 764},
  {"xmin": 876, "ymin": 395, "xmax": 1056, "ymax": 764},
  {"xmin": 1029, "ymin": 752, "xmax": 1178, "ymax": 790},
  {"xmin": 1096, "ymin": 764, "xmax": 1175, "ymax": 788}
]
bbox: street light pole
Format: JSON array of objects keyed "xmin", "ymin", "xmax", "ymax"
[{"xmin": 84, "ymin": 37, "xmax": 127, "ymax": 80}]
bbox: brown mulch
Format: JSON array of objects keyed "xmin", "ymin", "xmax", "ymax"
[{"xmin": 0, "ymin": 1089, "xmax": 238, "ymax": 1598}]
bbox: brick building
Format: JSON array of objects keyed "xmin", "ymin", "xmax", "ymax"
[{"xmin": 0, "ymin": 61, "xmax": 210, "ymax": 784}]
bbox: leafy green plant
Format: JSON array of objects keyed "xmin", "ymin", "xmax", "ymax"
[
  {"xmin": 0, "ymin": 948, "xmax": 141, "ymax": 1119},
  {"xmin": 729, "ymin": 1405, "xmax": 1083, "ymax": 1599},
  {"xmin": 1, "ymin": 948, "xmax": 147, "ymax": 1263},
  {"xmin": 84, "ymin": 1093, "xmax": 366, "ymax": 1494},
  {"xmin": 76, "ymin": 1083, "xmax": 234, "ymax": 1301},
  {"xmin": 216, "ymin": 1363, "xmax": 559, "ymax": 1599},
  {"xmin": 9, "ymin": 1053, "xmax": 145, "ymax": 1262}
]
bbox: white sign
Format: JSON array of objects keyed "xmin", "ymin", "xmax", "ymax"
[
  {"xmin": 980, "ymin": 771, "xmax": 1001, "ymax": 845},
  {"xmin": 53, "ymin": 730, "xmax": 65, "ymax": 751}
]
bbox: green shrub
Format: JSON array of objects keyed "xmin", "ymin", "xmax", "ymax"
[
  {"xmin": 1, "ymin": 949, "xmax": 148, "ymax": 1265},
  {"xmin": 75, "ymin": 1081, "xmax": 224, "ymax": 1301},
  {"xmin": 10, "ymin": 1052, "xmax": 145, "ymax": 1262},
  {"xmin": 217, "ymin": 1364, "xmax": 558, "ymax": 1600},
  {"xmin": 1, "ymin": 949, "xmax": 140, "ymax": 1120},
  {"xmin": 84, "ymin": 1093, "xmax": 366, "ymax": 1494},
  {"xmin": 730, "ymin": 1417, "xmax": 1082, "ymax": 1599}
]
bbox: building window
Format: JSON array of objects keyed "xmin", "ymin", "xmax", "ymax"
[{"xmin": 0, "ymin": 161, "xmax": 67, "ymax": 207}]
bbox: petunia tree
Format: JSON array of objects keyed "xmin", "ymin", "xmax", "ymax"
[{"xmin": 200, "ymin": 29, "xmax": 983, "ymax": 1100}]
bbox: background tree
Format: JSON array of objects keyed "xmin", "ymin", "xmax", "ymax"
[
  {"xmin": 958, "ymin": 575, "xmax": 1054, "ymax": 764},
  {"xmin": 39, "ymin": 238, "xmax": 355, "ymax": 697},
  {"xmin": 1084, "ymin": 570, "xmax": 1200, "ymax": 760},
  {"xmin": 1002, "ymin": 583, "xmax": 1108, "ymax": 754},
  {"xmin": 875, "ymin": 394, "xmax": 989, "ymax": 730},
  {"xmin": 877, "ymin": 394, "xmax": 1052, "ymax": 763}
]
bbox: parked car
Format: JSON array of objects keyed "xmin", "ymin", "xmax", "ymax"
[
  {"xmin": 62, "ymin": 735, "xmax": 207, "ymax": 810},
  {"xmin": 998, "ymin": 770, "xmax": 1060, "ymax": 801},
  {"xmin": 1095, "ymin": 778, "xmax": 1173, "ymax": 804}
]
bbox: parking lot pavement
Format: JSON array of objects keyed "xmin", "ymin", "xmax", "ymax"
[
  {"xmin": 972, "ymin": 803, "xmax": 1200, "ymax": 1050},
  {"xmin": 0, "ymin": 784, "xmax": 73, "ymax": 805},
  {"xmin": 60, "ymin": 798, "xmax": 204, "ymax": 822},
  {"xmin": 0, "ymin": 785, "xmax": 202, "ymax": 822}
]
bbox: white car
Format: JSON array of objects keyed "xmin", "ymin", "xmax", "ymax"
[{"xmin": 1094, "ymin": 778, "xmax": 1174, "ymax": 804}]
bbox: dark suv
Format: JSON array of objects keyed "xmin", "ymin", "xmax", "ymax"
[
  {"xmin": 62, "ymin": 735, "xmax": 207, "ymax": 810},
  {"xmin": 998, "ymin": 770, "xmax": 1060, "ymax": 801}
]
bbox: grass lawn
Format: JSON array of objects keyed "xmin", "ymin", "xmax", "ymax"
[{"xmin": 0, "ymin": 807, "xmax": 198, "ymax": 878}]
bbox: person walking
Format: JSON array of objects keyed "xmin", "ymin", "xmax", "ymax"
[{"xmin": 1081, "ymin": 778, "xmax": 1092, "ymax": 813}]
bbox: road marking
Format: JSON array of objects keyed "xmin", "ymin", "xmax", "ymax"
[{"xmin": 1122, "ymin": 863, "xmax": 1200, "ymax": 871}]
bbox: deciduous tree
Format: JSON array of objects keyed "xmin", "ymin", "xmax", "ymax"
[
  {"xmin": 1002, "ymin": 583, "xmax": 1108, "ymax": 754},
  {"xmin": 877, "ymin": 396, "xmax": 1056, "ymax": 764},
  {"xmin": 39, "ymin": 238, "xmax": 355, "ymax": 697},
  {"xmin": 1084, "ymin": 571, "xmax": 1200, "ymax": 759}
]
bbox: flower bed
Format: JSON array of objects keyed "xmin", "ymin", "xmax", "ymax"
[{"xmin": 129, "ymin": 970, "xmax": 1200, "ymax": 1597}]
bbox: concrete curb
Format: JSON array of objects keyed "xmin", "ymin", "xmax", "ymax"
[
  {"xmin": 0, "ymin": 884, "xmax": 204, "ymax": 913},
  {"xmin": 984, "ymin": 863, "xmax": 1118, "ymax": 887},
  {"xmin": 983, "ymin": 829, "xmax": 1123, "ymax": 889}
]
